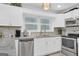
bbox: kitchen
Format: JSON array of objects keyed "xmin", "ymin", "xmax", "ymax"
[{"xmin": 0, "ymin": 3, "xmax": 79, "ymax": 56}]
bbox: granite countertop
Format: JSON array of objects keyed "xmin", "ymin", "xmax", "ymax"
[
  {"xmin": 34, "ymin": 35, "xmax": 61, "ymax": 38},
  {"xmin": 16, "ymin": 35, "xmax": 61, "ymax": 39}
]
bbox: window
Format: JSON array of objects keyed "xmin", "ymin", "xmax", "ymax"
[
  {"xmin": 40, "ymin": 19, "xmax": 50, "ymax": 31},
  {"xmin": 41, "ymin": 25, "xmax": 50, "ymax": 30},
  {"xmin": 23, "ymin": 14, "xmax": 51, "ymax": 32},
  {"xmin": 25, "ymin": 24, "xmax": 37, "ymax": 30},
  {"xmin": 24, "ymin": 16, "xmax": 38, "ymax": 31},
  {"xmin": 25, "ymin": 17, "xmax": 37, "ymax": 23},
  {"xmin": 40, "ymin": 19, "xmax": 49, "ymax": 24}
]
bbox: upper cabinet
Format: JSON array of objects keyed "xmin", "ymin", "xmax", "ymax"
[
  {"xmin": 0, "ymin": 4, "xmax": 23, "ymax": 26},
  {"xmin": 54, "ymin": 14, "xmax": 65, "ymax": 27},
  {"xmin": 23, "ymin": 13, "xmax": 54, "ymax": 32}
]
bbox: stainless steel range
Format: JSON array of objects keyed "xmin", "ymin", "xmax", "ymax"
[{"xmin": 62, "ymin": 36, "xmax": 78, "ymax": 56}]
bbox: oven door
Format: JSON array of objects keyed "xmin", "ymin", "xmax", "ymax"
[{"xmin": 62, "ymin": 37, "xmax": 77, "ymax": 55}]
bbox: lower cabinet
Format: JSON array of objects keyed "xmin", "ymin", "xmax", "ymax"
[
  {"xmin": 34, "ymin": 37, "xmax": 62, "ymax": 56},
  {"xmin": 34, "ymin": 38, "xmax": 46, "ymax": 56}
]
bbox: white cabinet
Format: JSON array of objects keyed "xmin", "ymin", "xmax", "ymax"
[
  {"xmin": 34, "ymin": 38, "xmax": 46, "ymax": 55},
  {"xmin": 0, "ymin": 38, "xmax": 16, "ymax": 56},
  {"xmin": 34, "ymin": 37, "xmax": 62, "ymax": 56},
  {"xmin": 0, "ymin": 13, "xmax": 10, "ymax": 26},
  {"xmin": 0, "ymin": 4, "xmax": 23, "ymax": 26},
  {"xmin": 54, "ymin": 15, "xmax": 65, "ymax": 27},
  {"xmin": 45, "ymin": 37, "xmax": 62, "ymax": 54}
]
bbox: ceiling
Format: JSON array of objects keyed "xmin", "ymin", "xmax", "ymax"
[{"xmin": 21, "ymin": 3, "xmax": 79, "ymax": 14}]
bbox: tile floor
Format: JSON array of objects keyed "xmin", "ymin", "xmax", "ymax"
[{"xmin": 49, "ymin": 52, "xmax": 66, "ymax": 56}]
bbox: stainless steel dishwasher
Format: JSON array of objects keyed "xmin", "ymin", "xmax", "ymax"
[{"xmin": 18, "ymin": 37, "xmax": 34, "ymax": 56}]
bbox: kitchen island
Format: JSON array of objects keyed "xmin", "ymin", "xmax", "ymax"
[{"xmin": 34, "ymin": 37, "xmax": 62, "ymax": 56}]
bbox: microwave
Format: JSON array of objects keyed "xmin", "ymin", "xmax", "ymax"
[
  {"xmin": 66, "ymin": 20, "xmax": 77, "ymax": 26},
  {"xmin": 76, "ymin": 18, "xmax": 79, "ymax": 25}
]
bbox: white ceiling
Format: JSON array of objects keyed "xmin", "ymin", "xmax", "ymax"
[{"xmin": 22, "ymin": 3, "xmax": 79, "ymax": 13}]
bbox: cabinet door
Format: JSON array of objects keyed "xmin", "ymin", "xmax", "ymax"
[
  {"xmin": 54, "ymin": 15, "xmax": 65, "ymax": 27},
  {"xmin": 34, "ymin": 37, "xmax": 62, "ymax": 56},
  {"xmin": 0, "ymin": 16, "xmax": 10, "ymax": 26},
  {"xmin": 45, "ymin": 37, "xmax": 62, "ymax": 54},
  {"xmin": 0, "ymin": 8, "xmax": 22, "ymax": 26},
  {"xmin": 34, "ymin": 38, "xmax": 46, "ymax": 56}
]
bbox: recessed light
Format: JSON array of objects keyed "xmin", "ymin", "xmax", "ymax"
[{"xmin": 57, "ymin": 5, "xmax": 62, "ymax": 8}]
